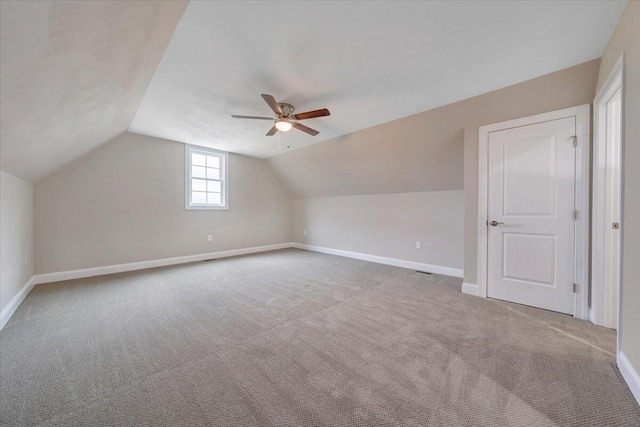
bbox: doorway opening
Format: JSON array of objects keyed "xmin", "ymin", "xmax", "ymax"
[{"xmin": 592, "ymin": 54, "xmax": 624, "ymax": 331}]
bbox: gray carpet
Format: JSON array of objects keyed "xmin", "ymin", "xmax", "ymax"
[{"xmin": 1, "ymin": 249, "xmax": 639, "ymax": 426}]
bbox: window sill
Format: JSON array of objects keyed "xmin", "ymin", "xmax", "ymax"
[{"xmin": 185, "ymin": 205, "xmax": 229, "ymax": 211}]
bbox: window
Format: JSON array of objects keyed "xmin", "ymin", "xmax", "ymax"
[{"xmin": 185, "ymin": 145, "xmax": 228, "ymax": 210}]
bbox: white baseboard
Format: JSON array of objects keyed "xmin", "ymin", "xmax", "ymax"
[
  {"xmin": 3, "ymin": 242, "xmax": 462, "ymax": 329},
  {"xmin": 618, "ymin": 351, "xmax": 640, "ymax": 405},
  {"xmin": 0, "ymin": 276, "xmax": 36, "ymax": 330},
  {"xmin": 461, "ymin": 282, "xmax": 479, "ymax": 296},
  {"xmin": 0, "ymin": 243, "xmax": 293, "ymax": 329},
  {"xmin": 33, "ymin": 242, "xmax": 293, "ymax": 285},
  {"xmin": 292, "ymin": 243, "xmax": 463, "ymax": 278}
]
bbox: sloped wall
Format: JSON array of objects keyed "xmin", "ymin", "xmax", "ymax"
[
  {"xmin": 270, "ymin": 59, "xmax": 600, "ymax": 274},
  {"xmin": 34, "ymin": 132, "xmax": 291, "ymax": 274},
  {"xmin": 0, "ymin": 0, "xmax": 188, "ymax": 182}
]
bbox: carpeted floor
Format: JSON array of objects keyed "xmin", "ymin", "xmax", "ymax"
[{"xmin": 1, "ymin": 248, "xmax": 639, "ymax": 426}]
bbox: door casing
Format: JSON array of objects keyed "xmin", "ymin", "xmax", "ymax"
[{"xmin": 476, "ymin": 104, "xmax": 591, "ymax": 320}]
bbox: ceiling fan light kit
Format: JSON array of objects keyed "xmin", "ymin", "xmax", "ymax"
[
  {"xmin": 275, "ymin": 120, "xmax": 292, "ymax": 132},
  {"xmin": 231, "ymin": 94, "xmax": 330, "ymax": 137}
]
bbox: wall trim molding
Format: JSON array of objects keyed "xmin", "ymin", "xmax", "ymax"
[
  {"xmin": 292, "ymin": 243, "xmax": 463, "ymax": 278},
  {"xmin": 33, "ymin": 243, "xmax": 293, "ymax": 286},
  {"xmin": 618, "ymin": 351, "xmax": 640, "ymax": 405},
  {"xmin": 461, "ymin": 282, "xmax": 479, "ymax": 296},
  {"xmin": 0, "ymin": 275, "xmax": 36, "ymax": 330}
]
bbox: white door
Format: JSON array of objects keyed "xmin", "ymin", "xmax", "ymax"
[{"xmin": 487, "ymin": 117, "xmax": 576, "ymax": 314}]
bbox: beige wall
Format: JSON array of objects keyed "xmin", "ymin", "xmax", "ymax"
[
  {"xmin": 292, "ymin": 191, "xmax": 463, "ymax": 271},
  {"xmin": 273, "ymin": 60, "xmax": 599, "ymax": 278},
  {"xmin": 267, "ymin": 108, "xmax": 464, "ymax": 199},
  {"xmin": 597, "ymin": 1, "xmax": 640, "ymax": 376},
  {"xmin": 462, "ymin": 61, "xmax": 600, "ymax": 284},
  {"xmin": 34, "ymin": 132, "xmax": 291, "ymax": 274},
  {"xmin": 0, "ymin": 171, "xmax": 34, "ymax": 314}
]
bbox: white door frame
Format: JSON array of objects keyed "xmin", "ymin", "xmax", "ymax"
[
  {"xmin": 476, "ymin": 104, "xmax": 591, "ymax": 320},
  {"xmin": 591, "ymin": 53, "xmax": 624, "ymax": 330}
]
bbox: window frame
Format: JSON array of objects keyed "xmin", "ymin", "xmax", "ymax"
[{"xmin": 185, "ymin": 144, "xmax": 229, "ymax": 210}]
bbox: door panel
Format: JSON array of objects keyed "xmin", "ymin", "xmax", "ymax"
[
  {"xmin": 503, "ymin": 136, "xmax": 556, "ymax": 216},
  {"xmin": 503, "ymin": 233, "xmax": 555, "ymax": 286},
  {"xmin": 487, "ymin": 117, "xmax": 576, "ymax": 314}
]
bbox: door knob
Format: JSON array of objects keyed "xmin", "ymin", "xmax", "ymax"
[{"xmin": 489, "ymin": 220, "xmax": 504, "ymax": 226}]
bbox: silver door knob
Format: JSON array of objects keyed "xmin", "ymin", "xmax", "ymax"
[{"xmin": 489, "ymin": 221, "xmax": 504, "ymax": 226}]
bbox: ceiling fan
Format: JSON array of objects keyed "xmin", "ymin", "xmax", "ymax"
[{"xmin": 231, "ymin": 94, "xmax": 330, "ymax": 136}]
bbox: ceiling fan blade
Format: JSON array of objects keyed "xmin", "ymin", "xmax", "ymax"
[
  {"xmin": 261, "ymin": 94, "xmax": 283, "ymax": 115},
  {"xmin": 265, "ymin": 125, "xmax": 278, "ymax": 136},
  {"xmin": 292, "ymin": 122, "xmax": 319, "ymax": 136},
  {"xmin": 231, "ymin": 115, "xmax": 273, "ymax": 120},
  {"xmin": 293, "ymin": 108, "xmax": 330, "ymax": 120}
]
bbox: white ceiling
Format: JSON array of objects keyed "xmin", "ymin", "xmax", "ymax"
[
  {"xmin": 129, "ymin": 0, "xmax": 626, "ymax": 158},
  {"xmin": 0, "ymin": 1, "xmax": 187, "ymax": 182},
  {"xmin": 0, "ymin": 1, "xmax": 627, "ymax": 181}
]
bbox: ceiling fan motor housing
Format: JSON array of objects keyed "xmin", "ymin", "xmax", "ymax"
[{"xmin": 278, "ymin": 103, "xmax": 295, "ymax": 119}]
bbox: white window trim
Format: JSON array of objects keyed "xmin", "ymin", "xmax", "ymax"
[{"xmin": 185, "ymin": 144, "xmax": 229, "ymax": 210}]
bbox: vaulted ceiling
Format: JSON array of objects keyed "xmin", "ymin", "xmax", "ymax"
[
  {"xmin": 0, "ymin": 1, "xmax": 627, "ymax": 182},
  {"xmin": 129, "ymin": 0, "xmax": 626, "ymax": 158},
  {"xmin": 0, "ymin": 1, "xmax": 188, "ymax": 182}
]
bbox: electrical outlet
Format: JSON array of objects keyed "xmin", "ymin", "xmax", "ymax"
[
  {"xmin": 25, "ymin": 252, "xmax": 28, "ymax": 265},
  {"xmin": 303, "ymin": 230, "xmax": 307, "ymax": 236},
  {"xmin": 12, "ymin": 258, "xmax": 17, "ymax": 272},
  {"xmin": 207, "ymin": 235, "xmax": 213, "ymax": 242},
  {"xmin": 416, "ymin": 241, "xmax": 422, "ymax": 249}
]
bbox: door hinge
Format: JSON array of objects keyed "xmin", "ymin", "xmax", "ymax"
[
  {"xmin": 571, "ymin": 135, "xmax": 577, "ymax": 147},
  {"xmin": 573, "ymin": 283, "xmax": 578, "ymax": 293},
  {"xmin": 573, "ymin": 210, "xmax": 578, "ymax": 220}
]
